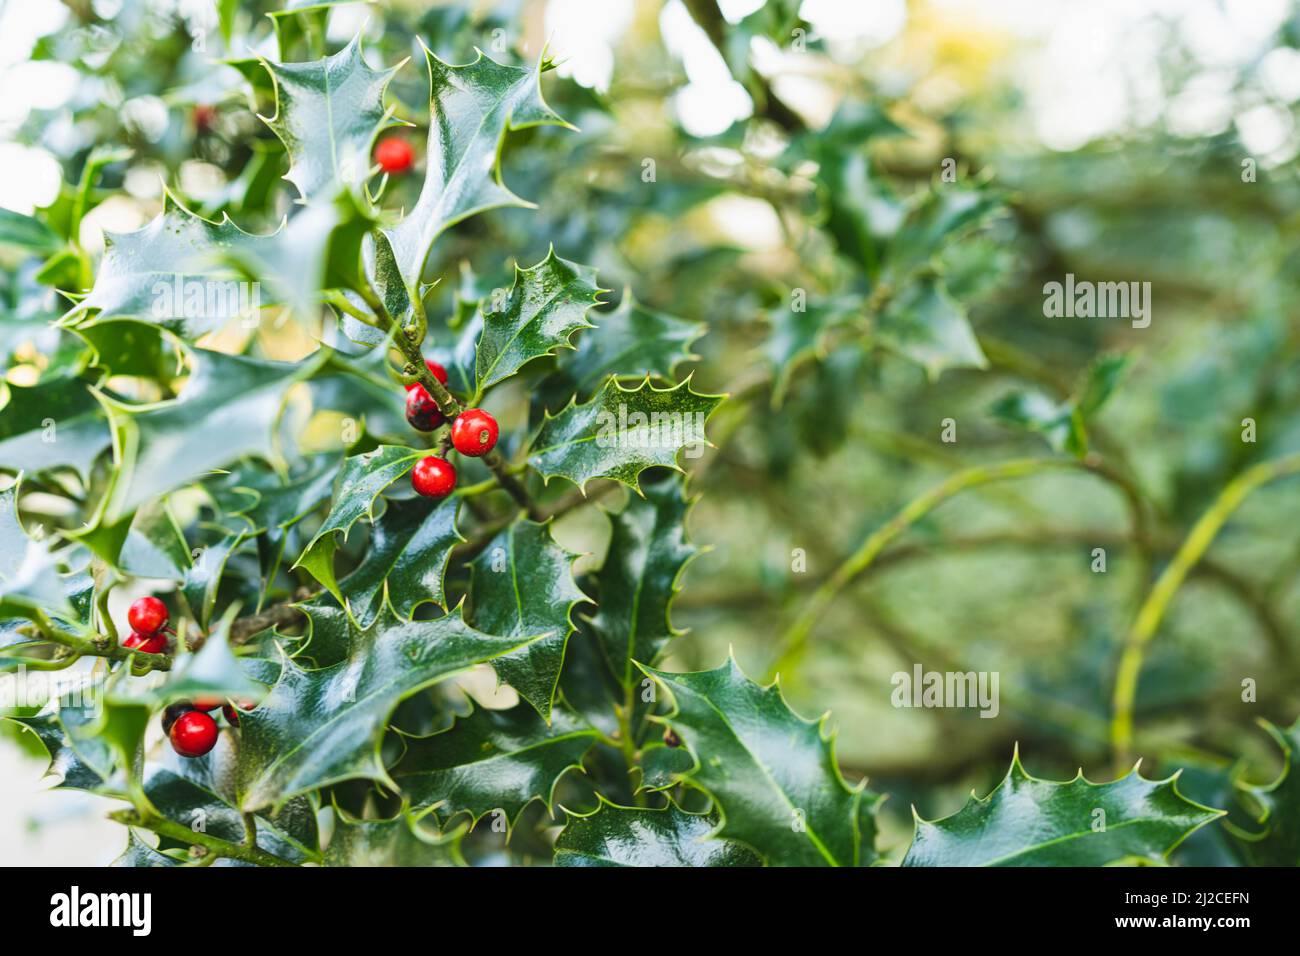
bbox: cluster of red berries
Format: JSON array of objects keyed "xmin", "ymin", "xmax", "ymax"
[
  {"xmin": 122, "ymin": 596, "xmax": 172, "ymax": 655},
  {"xmin": 404, "ymin": 359, "xmax": 500, "ymax": 500},
  {"xmin": 162, "ymin": 697, "xmax": 252, "ymax": 759},
  {"xmin": 375, "ymin": 136, "xmax": 414, "ymax": 174}
]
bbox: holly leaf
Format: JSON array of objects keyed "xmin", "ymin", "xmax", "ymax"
[
  {"xmin": 392, "ymin": 703, "xmax": 597, "ymax": 828},
  {"xmin": 555, "ymin": 798, "xmax": 761, "ymax": 867},
  {"xmin": 235, "ymin": 608, "xmax": 554, "ymax": 810},
  {"xmin": 87, "ymin": 347, "xmax": 329, "ymax": 534},
  {"xmin": 111, "ymin": 831, "xmax": 180, "ymax": 867},
  {"xmin": 0, "ymin": 374, "xmax": 111, "ymax": 478},
  {"xmin": 381, "ymin": 47, "xmax": 571, "ymax": 291},
  {"xmin": 180, "ymin": 531, "xmax": 244, "ymax": 628},
  {"xmin": 8, "ymin": 705, "xmax": 117, "ymax": 793},
  {"xmin": 473, "ymin": 249, "xmax": 602, "ymax": 393},
  {"xmin": 325, "ymin": 807, "xmax": 465, "ymax": 866},
  {"xmin": 468, "ymin": 518, "xmax": 588, "ymax": 718},
  {"xmin": 541, "ymin": 289, "xmax": 704, "ymax": 408},
  {"xmin": 292, "ymin": 444, "xmax": 424, "ymax": 606},
  {"xmin": 60, "ymin": 198, "xmax": 282, "ymax": 338},
  {"xmin": 642, "ymin": 656, "xmax": 871, "ymax": 867},
  {"xmin": 0, "ymin": 207, "xmax": 61, "ymax": 254},
  {"xmin": 528, "ymin": 377, "xmax": 722, "ymax": 492},
  {"xmin": 875, "ymin": 277, "xmax": 987, "ymax": 379},
  {"xmin": 902, "ymin": 748, "xmax": 1223, "ymax": 866},
  {"xmin": 1224, "ymin": 717, "xmax": 1300, "ymax": 866},
  {"xmin": 765, "ymin": 298, "xmax": 856, "ymax": 406},
  {"xmin": 261, "ymin": 35, "xmax": 400, "ymax": 204},
  {"xmin": 589, "ymin": 477, "xmax": 696, "ymax": 689},
  {"xmin": 990, "ymin": 390, "xmax": 1085, "ymax": 458},
  {"xmin": 338, "ymin": 494, "xmax": 462, "ymax": 627},
  {"xmin": 141, "ymin": 751, "xmax": 317, "ymax": 866}
]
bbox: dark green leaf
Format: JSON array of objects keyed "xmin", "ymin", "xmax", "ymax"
[
  {"xmin": 643, "ymin": 656, "xmax": 871, "ymax": 867},
  {"xmin": 555, "ymin": 798, "xmax": 761, "ymax": 867},
  {"xmin": 902, "ymin": 749, "xmax": 1223, "ymax": 866},
  {"xmin": 528, "ymin": 377, "xmax": 722, "ymax": 492}
]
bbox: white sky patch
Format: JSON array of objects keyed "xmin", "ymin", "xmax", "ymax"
[
  {"xmin": 660, "ymin": 0, "xmax": 752, "ymax": 136},
  {"xmin": 545, "ymin": 0, "xmax": 634, "ymax": 93},
  {"xmin": 0, "ymin": 143, "xmax": 62, "ymax": 214},
  {"xmin": 801, "ymin": 0, "xmax": 906, "ymax": 49}
]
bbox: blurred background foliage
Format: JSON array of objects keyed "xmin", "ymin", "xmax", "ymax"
[{"xmin": 2, "ymin": 0, "xmax": 1299, "ymax": 863}]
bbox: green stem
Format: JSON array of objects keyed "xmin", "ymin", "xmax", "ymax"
[
  {"xmin": 1110, "ymin": 451, "xmax": 1300, "ymax": 764},
  {"xmin": 109, "ymin": 809, "xmax": 301, "ymax": 867},
  {"xmin": 766, "ymin": 457, "xmax": 1085, "ymax": 682},
  {"xmin": 615, "ymin": 690, "xmax": 647, "ymax": 808}
]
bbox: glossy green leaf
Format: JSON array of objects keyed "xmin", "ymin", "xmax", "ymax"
[
  {"xmin": 292, "ymin": 444, "xmax": 423, "ymax": 605},
  {"xmin": 528, "ymin": 377, "xmax": 722, "ymax": 492},
  {"xmin": 111, "ymin": 830, "xmax": 180, "ymax": 867},
  {"xmin": 589, "ymin": 477, "xmax": 696, "ymax": 689},
  {"xmin": 0, "ymin": 374, "xmax": 110, "ymax": 478},
  {"xmin": 902, "ymin": 749, "xmax": 1223, "ymax": 866},
  {"xmin": 142, "ymin": 749, "xmax": 316, "ymax": 865},
  {"xmin": 325, "ymin": 808, "xmax": 465, "ymax": 866},
  {"xmin": 468, "ymin": 518, "xmax": 587, "ymax": 718},
  {"xmin": 0, "ymin": 208, "xmax": 61, "ymax": 254},
  {"xmin": 381, "ymin": 47, "xmax": 571, "ymax": 290},
  {"xmin": 473, "ymin": 248, "xmax": 602, "ymax": 393},
  {"xmin": 643, "ymin": 656, "xmax": 871, "ymax": 867},
  {"xmin": 338, "ymin": 494, "xmax": 461, "ymax": 626},
  {"xmin": 88, "ymin": 347, "xmax": 329, "ymax": 533},
  {"xmin": 875, "ymin": 276, "xmax": 987, "ymax": 379},
  {"xmin": 1224, "ymin": 717, "xmax": 1300, "ymax": 866},
  {"xmin": 262, "ymin": 35, "xmax": 399, "ymax": 204},
  {"xmin": 61, "ymin": 199, "xmax": 281, "ymax": 338},
  {"xmin": 180, "ymin": 531, "xmax": 244, "ymax": 628},
  {"xmin": 393, "ymin": 703, "xmax": 597, "ymax": 827},
  {"xmin": 235, "ymin": 608, "xmax": 553, "ymax": 810},
  {"xmin": 555, "ymin": 798, "xmax": 761, "ymax": 867},
  {"xmin": 543, "ymin": 289, "xmax": 704, "ymax": 407}
]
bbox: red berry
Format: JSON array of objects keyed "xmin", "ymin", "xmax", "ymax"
[
  {"xmin": 123, "ymin": 630, "xmax": 168, "ymax": 654},
  {"xmin": 451, "ymin": 408, "xmax": 499, "ymax": 457},
  {"xmin": 405, "ymin": 387, "xmax": 444, "ymax": 432},
  {"xmin": 192, "ymin": 697, "xmax": 224, "ymax": 712},
  {"xmin": 375, "ymin": 137, "xmax": 414, "ymax": 174},
  {"xmin": 169, "ymin": 711, "xmax": 218, "ymax": 758},
  {"xmin": 127, "ymin": 596, "xmax": 168, "ymax": 635},
  {"xmin": 411, "ymin": 456, "xmax": 456, "ymax": 498},
  {"xmin": 193, "ymin": 104, "xmax": 217, "ymax": 132},
  {"xmin": 405, "ymin": 360, "xmax": 449, "ymax": 391}
]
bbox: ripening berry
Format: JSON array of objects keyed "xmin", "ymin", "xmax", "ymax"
[
  {"xmin": 162, "ymin": 702, "xmax": 195, "ymax": 735},
  {"xmin": 123, "ymin": 630, "xmax": 168, "ymax": 654},
  {"xmin": 127, "ymin": 596, "xmax": 168, "ymax": 635},
  {"xmin": 192, "ymin": 697, "xmax": 224, "ymax": 712},
  {"xmin": 663, "ymin": 728, "xmax": 682, "ymax": 748},
  {"xmin": 375, "ymin": 137, "xmax": 414, "ymax": 174},
  {"xmin": 169, "ymin": 710, "xmax": 219, "ymax": 758},
  {"xmin": 405, "ymin": 359, "xmax": 449, "ymax": 392},
  {"xmin": 451, "ymin": 408, "xmax": 498, "ymax": 457},
  {"xmin": 411, "ymin": 456, "xmax": 456, "ymax": 498},
  {"xmin": 405, "ymin": 387, "xmax": 444, "ymax": 432}
]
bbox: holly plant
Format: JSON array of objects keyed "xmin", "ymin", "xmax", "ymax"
[{"xmin": 1, "ymin": 1, "xmax": 1297, "ymax": 869}]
